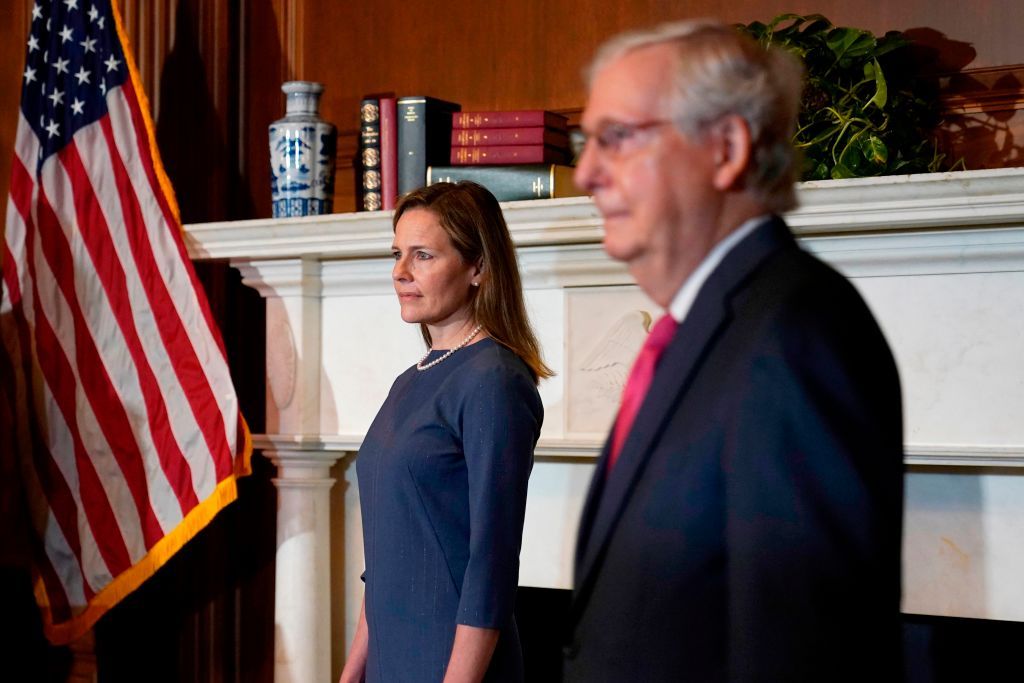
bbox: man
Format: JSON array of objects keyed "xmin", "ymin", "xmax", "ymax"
[{"xmin": 565, "ymin": 20, "xmax": 904, "ymax": 682}]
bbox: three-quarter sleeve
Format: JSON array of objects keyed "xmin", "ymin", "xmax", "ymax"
[{"xmin": 455, "ymin": 362, "xmax": 542, "ymax": 629}]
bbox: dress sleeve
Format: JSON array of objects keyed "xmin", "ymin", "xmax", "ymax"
[{"xmin": 455, "ymin": 360, "xmax": 542, "ymax": 629}]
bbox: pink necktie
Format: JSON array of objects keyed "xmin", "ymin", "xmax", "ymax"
[{"xmin": 607, "ymin": 314, "xmax": 678, "ymax": 471}]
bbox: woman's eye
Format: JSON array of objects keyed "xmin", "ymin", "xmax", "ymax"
[{"xmin": 416, "ymin": 251, "xmax": 432, "ymax": 260}]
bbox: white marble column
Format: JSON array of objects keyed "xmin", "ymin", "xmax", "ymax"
[
  {"xmin": 233, "ymin": 258, "xmax": 337, "ymax": 683},
  {"xmin": 264, "ymin": 444, "xmax": 340, "ymax": 683}
]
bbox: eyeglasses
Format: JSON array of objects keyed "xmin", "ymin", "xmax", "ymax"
[{"xmin": 582, "ymin": 118, "xmax": 677, "ymax": 155}]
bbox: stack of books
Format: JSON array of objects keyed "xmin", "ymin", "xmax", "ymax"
[
  {"xmin": 449, "ymin": 110, "xmax": 571, "ymax": 165},
  {"xmin": 358, "ymin": 94, "xmax": 461, "ymax": 211},
  {"xmin": 428, "ymin": 109, "xmax": 583, "ymax": 202}
]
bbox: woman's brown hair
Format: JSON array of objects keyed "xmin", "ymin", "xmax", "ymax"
[{"xmin": 393, "ymin": 182, "xmax": 553, "ymax": 383}]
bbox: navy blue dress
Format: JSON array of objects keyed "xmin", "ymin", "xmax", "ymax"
[{"xmin": 357, "ymin": 337, "xmax": 543, "ymax": 682}]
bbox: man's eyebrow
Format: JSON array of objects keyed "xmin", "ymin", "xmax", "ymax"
[
  {"xmin": 580, "ymin": 119, "xmax": 608, "ymax": 134},
  {"xmin": 582, "ymin": 116, "xmax": 633, "ymax": 132}
]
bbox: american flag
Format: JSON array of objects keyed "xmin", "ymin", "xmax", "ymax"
[{"xmin": 1, "ymin": 0, "xmax": 251, "ymax": 644}]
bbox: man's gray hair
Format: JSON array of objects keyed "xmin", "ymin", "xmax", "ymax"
[{"xmin": 588, "ymin": 20, "xmax": 805, "ymax": 213}]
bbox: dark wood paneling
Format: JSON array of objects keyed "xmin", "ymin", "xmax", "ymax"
[
  {"xmin": 0, "ymin": 2, "xmax": 31, "ymax": 240},
  {"xmin": 118, "ymin": 0, "xmax": 177, "ymax": 119},
  {"xmin": 151, "ymin": 0, "xmax": 237, "ymax": 223},
  {"xmin": 239, "ymin": 0, "xmax": 292, "ymax": 220},
  {"xmin": 298, "ymin": 0, "xmax": 1024, "ymax": 212},
  {"xmin": 4, "ymin": 0, "xmax": 1022, "ymax": 219}
]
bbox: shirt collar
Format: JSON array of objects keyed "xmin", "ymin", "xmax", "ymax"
[{"xmin": 667, "ymin": 215, "xmax": 771, "ymax": 323}]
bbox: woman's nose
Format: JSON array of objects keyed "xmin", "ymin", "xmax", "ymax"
[{"xmin": 393, "ymin": 257, "xmax": 410, "ymax": 281}]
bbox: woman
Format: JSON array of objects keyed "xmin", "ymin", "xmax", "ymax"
[{"xmin": 341, "ymin": 182, "xmax": 552, "ymax": 683}]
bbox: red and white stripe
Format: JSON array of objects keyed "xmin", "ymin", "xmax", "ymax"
[{"xmin": 1, "ymin": 75, "xmax": 244, "ymax": 631}]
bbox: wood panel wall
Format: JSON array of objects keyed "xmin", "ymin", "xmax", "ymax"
[
  {"xmin": 0, "ymin": 3, "xmax": 31, "ymax": 231},
  {"xmin": 302, "ymin": 0, "xmax": 1024, "ymax": 212},
  {"xmin": 2, "ymin": 0, "xmax": 1023, "ymax": 220}
]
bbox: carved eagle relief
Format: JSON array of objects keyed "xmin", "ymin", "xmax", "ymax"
[{"xmin": 577, "ymin": 309, "xmax": 653, "ymax": 398}]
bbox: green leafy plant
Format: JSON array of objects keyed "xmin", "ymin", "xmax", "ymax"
[{"xmin": 741, "ymin": 13, "xmax": 960, "ymax": 180}]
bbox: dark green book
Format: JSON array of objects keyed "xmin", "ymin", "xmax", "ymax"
[
  {"xmin": 397, "ymin": 96, "xmax": 461, "ymax": 195},
  {"xmin": 426, "ymin": 164, "xmax": 584, "ymax": 201}
]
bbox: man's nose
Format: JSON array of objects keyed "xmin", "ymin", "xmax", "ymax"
[{"xmin": 574, "ymin": 137, "xmax": 602, "ymax": 194}]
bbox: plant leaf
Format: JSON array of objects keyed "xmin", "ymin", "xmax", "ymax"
[
  {"xmin": 741, "ymin": 13, "xmax": 956, "ymax": 180},
  {"xmin": 801, "ymin": 17, "xmax": 832, "ymax": 37},
  {"xmin": 867, "ymin": 59, "xmax": 888, "ymax": 109},
  {"xmin": 831, "ymin": 162, "xmax": 858, "ymax": 179},
  {"xmin": 860, "ymin": 135, "xmax": 889, "ymax": 166},
  {"xmin": 826, "ymin": 28, "xmax": 861, "ymax": 58},
  {"xmin": 769, "ymin": 13, "xmax": 804, "ymax": 29},
  {"xmin": 845, "ymin": 33, "xmax": 878, "ymax": 58},
  {"xmin": 811, "ymin": 162, "xmax": 831, "ymax": 180},
  {"xmin": 874, "ymin": 32, "xmax": 910, "ymax": 56},
  {"xmin": 827, "ymin": 28, "xmax": 877, "ymax": 64}
]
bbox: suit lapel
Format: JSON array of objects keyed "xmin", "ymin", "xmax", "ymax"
[{"xmin": 573, "ymin": 217, "xmax": 796, "ymax": 601}]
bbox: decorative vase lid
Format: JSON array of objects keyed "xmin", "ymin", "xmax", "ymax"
[{"xmin": 280, "ymin": 81, "xmax": 326, "ymax": 118}]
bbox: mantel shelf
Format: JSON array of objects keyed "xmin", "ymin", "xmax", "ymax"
[{"xmin": 184, "ymin": 167, "xmax": 1024, "ymax": 262}]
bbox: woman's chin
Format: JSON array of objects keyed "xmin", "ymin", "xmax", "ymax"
[{"xmin": 396, "ymin": 301, "xmax": 418, "ymax": 323}]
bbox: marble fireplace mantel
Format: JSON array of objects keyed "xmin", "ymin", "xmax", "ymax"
[{"xmin": 186, "ymin": 167, "xmax": 1024, "ymax": 682}]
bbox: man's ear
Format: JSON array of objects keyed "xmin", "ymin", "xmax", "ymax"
[{"xmin": 710, "ymin": 115, "xmax": 752, "ymax": 192}]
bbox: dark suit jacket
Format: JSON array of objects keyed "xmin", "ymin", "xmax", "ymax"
[{"xmin": 564, "ymin": 218, "xmax": 904, "ymax": 682}]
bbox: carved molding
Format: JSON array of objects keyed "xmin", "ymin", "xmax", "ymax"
[
  {"xmin": 185, "ymin": 168, "xmax": 1024, "ymax": 262},
  {"xmin": 252, "ymin": 434, "xmax": 1024, "ymax": 468},
  {"xmin": 230, "ymin": 257, "xmax": 322, "ymax": 298},
  {"xmin": 256, "ymin": 226, "xmax": 1024, "ymax": 295}
]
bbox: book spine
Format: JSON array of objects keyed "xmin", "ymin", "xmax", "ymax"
[
  {"xmin": 359, "ymin": 97, "xmax": 382, "ymax": 211},
  {"xmin": 451, "ymin": 126, "xmax": 569, "ymax": 147},
  {"xmin": 452, "ymin": 110, "xmax": 568, "ymax": 130},
  {"xmin": 450, "ymin": 145, "xmax": 568, "ymax": 165},
  {"xmin": 427, "ymin": 165, "xmax": 583, "ymax": 202},
  {"xmin": 397, "ymin": 97, "xmax": 427, "ymax": 195},
  {"xmin": 379, "ymin": 97, "xmax": 398, "ymax": 210}
]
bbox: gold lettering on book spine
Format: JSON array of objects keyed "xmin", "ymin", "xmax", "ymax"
[{"xmin": 361, "ymin": 102, "xmax": 379, "ymax": 123}]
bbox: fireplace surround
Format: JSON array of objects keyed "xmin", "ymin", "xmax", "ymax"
[{"xmin": 185, "ymin": 167, "xmax": 1024, "ymax": 682}]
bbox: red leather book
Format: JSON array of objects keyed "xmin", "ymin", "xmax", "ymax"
[
  {"xmin": 379, "ymin": 96, "xmax": 397, "ymax": 210},
  {"xmin": 451, "ymin": 126, "xmax": 569, "ymax": 147},
  {"xmin": 450, "ymin": 145, "xmax": 569, "ymax": 165},
  {"xmin": 452, "ymin": 110, "xmax": 568, "ymax": 130}
]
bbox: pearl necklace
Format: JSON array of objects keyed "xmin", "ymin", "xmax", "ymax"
[{"xmin": 416, "ymin": 324, "xmax": 484, "ymax": 371}]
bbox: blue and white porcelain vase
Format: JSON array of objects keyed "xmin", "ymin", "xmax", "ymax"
[{"xmin": 269, "ymin": 81, "xmax": 337, "ymax": 217}]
